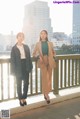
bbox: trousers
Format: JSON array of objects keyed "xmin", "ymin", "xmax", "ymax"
[
  {"xmin": 40, "ymin": 57, "xmax": 52, "ymax": 94},
  {"xmin": 16, "ymin": 59, "xmax": 29, "ymax": 100}
]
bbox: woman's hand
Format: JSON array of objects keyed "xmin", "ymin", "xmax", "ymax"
[{"xmin": 40, "ymin": 56, "xmax": 43, "ymax": 63}]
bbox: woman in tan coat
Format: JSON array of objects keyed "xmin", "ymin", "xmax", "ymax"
[{"xmin": 33, "ymin": 30, "xmax": 56, "ymax": 104}]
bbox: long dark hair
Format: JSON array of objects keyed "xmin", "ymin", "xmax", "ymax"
[{"xmin": 39, "ymin": 30, "xmax": 48, "ymax": 41}]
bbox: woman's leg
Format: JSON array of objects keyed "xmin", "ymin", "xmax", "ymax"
[
  {"xmin": 41, "ymin": 64, "xmax": 48, "ymax": 94},
  {"xmin": 47, "ymin": 66, "xmax": 52, "ymax": 94},
  {"xmin": 46, "ymin": 66, "xmax": 52, "ymax": 101},
  {"xmin": 41, "ymin": 64, "xmax": 52, "ymax": 104},
  {"xmin": 16, "ymin": 77, "xmax": 24, "ymax": 106},
  {"xmin": 16, "ymin": 77, "xmax": 23, "ymax": 100},
  {"xmin": 41, "ymin": 64, "xmax": 50, "ymax": 102},
  {"xmin": 23, "ymin": 72, "xmax": 29, "ymax": 99},
  {"xmin": 20, "ymin": 59, "xmax": 29, "ymax": 105}
]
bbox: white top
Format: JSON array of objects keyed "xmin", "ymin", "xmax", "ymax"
[{"xmin": 17, "ymin": 45, "xmax": 26, "ymax": 59}]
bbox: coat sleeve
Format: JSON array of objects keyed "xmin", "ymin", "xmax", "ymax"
[
  {"xmin": 10, "ymin": 47, "xmax": 16, "ymax": 75},
  {"xmin": 26, "ymin": 46, "xmax": 33, "ymax": 72},
  {"xmin": 51, "ymin": 42, "xmax": 56, "ymax": 57},
  {"xmin": 32, "ymin": 42, "xmax": 39, "ymax": 57}
]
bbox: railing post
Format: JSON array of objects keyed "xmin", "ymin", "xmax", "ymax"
[{"xmin": 53, "ymin": 59, "xmax": 59, "ymax": 95}]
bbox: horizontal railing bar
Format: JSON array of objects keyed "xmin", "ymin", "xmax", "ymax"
[{"xmin": 0, "ymin": 54, "xmax": 80, "ymax": 62}]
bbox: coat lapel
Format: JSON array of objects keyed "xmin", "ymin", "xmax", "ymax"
[
  {"xmin": 48, "ymin": 42, "xmax": 50, "ymax": 55},
  {"xmin": 39, "ymin": 41, "xmax": 43, "ymax": 56},
  {"xmin": 48, "ymin": 41, "xmax": 52, "ymax": 56}
]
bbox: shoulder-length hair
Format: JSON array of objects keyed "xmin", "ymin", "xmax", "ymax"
[{"xmin": 39, "ymin": 30, "xmax": 48, "ymax": 41}]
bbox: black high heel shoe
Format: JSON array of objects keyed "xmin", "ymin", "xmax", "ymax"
[
  {"xmin": 19, "ymin": 100, "xmax": 24, "ymax": 106},
  {"xmin": 46, "ymin": 99, "xmax": 50, "ymax": 104},
  {"xmin": 44, "ymin": 95, "xmax": 50, "ymax": 104},
  {"xmin": 24, "ymin": 101, "xmax": 27, "ymax": 105}
]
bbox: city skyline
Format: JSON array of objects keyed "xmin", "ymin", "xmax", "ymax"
[
  {"xmin": 23, "ymin": 0, "xmax": 53, "ymax": 47},
  {"xmin": 0, "ymin": 0, "xmax": 72, "ymax": 35}
]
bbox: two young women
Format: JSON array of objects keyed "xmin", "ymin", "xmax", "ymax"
[{"xmin": 11, "ymin": 30, "xmax": 56, "ymax": 106}]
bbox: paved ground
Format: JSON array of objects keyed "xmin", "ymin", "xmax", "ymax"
[{"xmin": 11, "ymin": 97, "xmax": 80, "ymax": 119}]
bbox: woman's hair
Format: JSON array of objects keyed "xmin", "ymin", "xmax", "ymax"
[
  {"xmin": 16, "ymin": 32, "xmax": 24, "ymax": 39},
  {"xmin": 39, "ymin": 30, "xmax": 48, "ymax": 41}
]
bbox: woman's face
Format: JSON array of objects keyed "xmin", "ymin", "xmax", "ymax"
[
  {"xmin": 40, "ymin": 31, "xmax": 47, "ymax": 40},
  {"xmin": 17, "ymin": 33, "xmax": 24, "ymax": 44}
]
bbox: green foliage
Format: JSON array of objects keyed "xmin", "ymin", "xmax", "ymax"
[{"xmin": 56, "ymin": 45, "xmax": 80, "ymax": 55}]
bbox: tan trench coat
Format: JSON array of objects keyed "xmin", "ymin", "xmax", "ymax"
[{"xmin": 33, "ymin": 41, "xmax": 56, "ymax": 94}]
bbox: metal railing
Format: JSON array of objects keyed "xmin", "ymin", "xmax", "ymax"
[{"xmin": 0, "ymin": 54, "xmax": 80, "ymax": 102}]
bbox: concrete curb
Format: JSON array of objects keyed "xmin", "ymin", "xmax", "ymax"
[{"xmin": 11, "ymin": 92, "xmax": 80, "ymax": 116}]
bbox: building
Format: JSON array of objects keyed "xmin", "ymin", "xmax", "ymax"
[
  {"xmin": 23, "ymin": 0, "xmax": 53, "ymax": 50},
  {"xmin": 0, "ymin": 31, "xmax": 16, "ymax": 51},
  {"xmin": 51, "ymin": 32, "xmax": 71, "ymax": 47},
  {"xmin": 72, "ymin": 0, "xmax": 80, "ymax": 45},
  {"xmin": 51, "ymin": 38, "xmax": 71, "ymax": 48},
  {"xmin": 0, "ymin": 34, "xmax": 5, "ymax": 51}
]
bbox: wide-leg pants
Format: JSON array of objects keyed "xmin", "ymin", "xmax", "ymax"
[{"xmin": 40, "ymin": 62, "xmax": 52, "ymax": 94}]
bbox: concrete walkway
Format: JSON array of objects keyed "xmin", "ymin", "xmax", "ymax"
[
  {"xmin": 0, "ymin": 87, "xmax": 80, "ymax": 119},
  {"xmin": 11, "ymin": 97, "xmax": 80, "ymax": 119}
]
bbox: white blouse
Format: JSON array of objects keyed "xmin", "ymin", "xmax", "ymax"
[{"xmin": 17, "ymin": 45, "xmax": 26, "ymax": 59}]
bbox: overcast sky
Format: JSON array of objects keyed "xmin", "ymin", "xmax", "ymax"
[{"xmin": 0, "ymin": 0, "xmax": 72, "ymax": 35}]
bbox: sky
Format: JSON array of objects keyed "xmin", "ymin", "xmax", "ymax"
[{"xmin": 0, "ymin": 0, "xmax": 72, "ymax": 35}]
